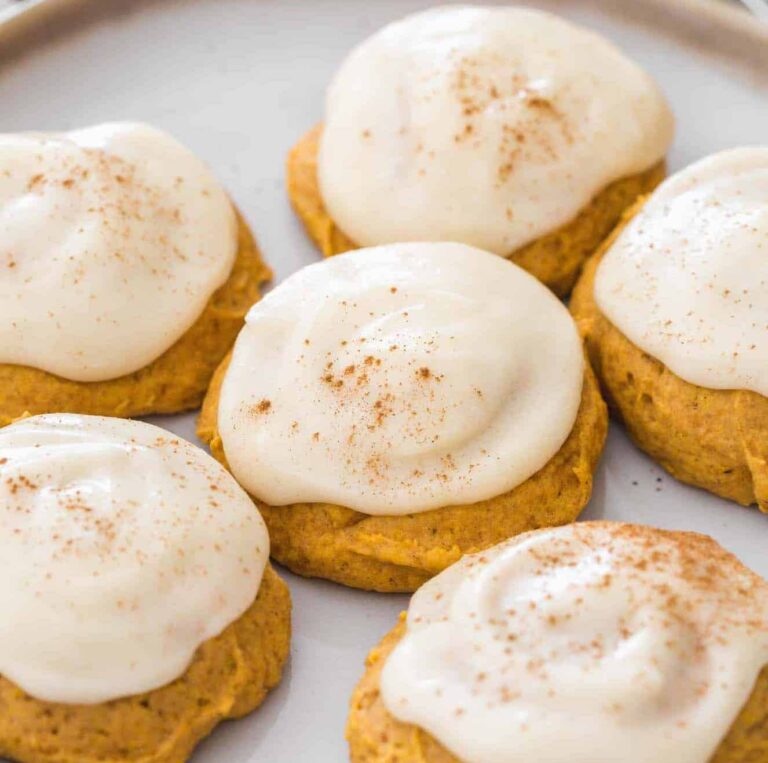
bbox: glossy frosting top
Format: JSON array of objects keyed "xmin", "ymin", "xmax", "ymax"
[
  {"xmin": 218, "ymin": 242, "xmax": 583, "ymax": 515},
  {"xmin": 0, "ymin": 122, "xmax": 237, "ymax": 381},
  {"xmin": 0, "ymin": 414, "xmax": 268, "ymax": 704},
  {"xmin": 319, "ymin": 5, "xmax": 673, "ymax": 255},
  {"xmin": 596, "ymin": 147, "xmax": 768, "ymax": 396},
  {"xmin": 381, "ymin": 522, "xmax": 768, "ymax": 763}
]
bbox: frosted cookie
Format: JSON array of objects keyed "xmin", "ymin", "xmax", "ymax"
[
  {"xmin": 0, "ymin": 413, "xmax": 290, "ymax": 763},
  {"xmin": 287, "ymin": 5, "xmax": 672, "ymax": 296},
  {"xmin": 572, "ymin": 147, "xmax": 768, "ymax": 510},
  {"xmin": 198, "ymin": 242, "xmax": 607, "ymax": 592},
  {"xmin": 347, "ymin": 522, "xmax": 768, "ymax": 763},
  {"xmin": 0, "ymin": 122, "xmax": 270, "ymax": 424}
]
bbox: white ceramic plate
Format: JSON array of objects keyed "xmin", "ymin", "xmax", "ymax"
[{"xmin": 0, "ymin": 1, "xmax": 767, "ymax": 760}]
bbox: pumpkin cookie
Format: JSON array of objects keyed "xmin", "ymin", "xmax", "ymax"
[
  {"xmin": 572, "ymin": 147, "xmax": 768, "ymax": 510},
  {"xmin": 287, "ymin": 6, "xmax": 672, "ymax": 296},
  {"xmin": 347, "ymin": 522, "xmax": 768, "ymax": 763},
  {"xmin": 0, "ymin": 122, "xmax": 270, "ymax": 424},
  {"xmin": 0, "ymin": 413, "xmax": 290, "ymax": 763},
  {"xmin": 199, "ymin": 242, "xmax": 607, "ymax": 592}
]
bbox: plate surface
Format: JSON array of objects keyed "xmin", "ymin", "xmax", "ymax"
[{"xmin": 0, "ymin": 1, "xmax": 767, "ymax": 761}]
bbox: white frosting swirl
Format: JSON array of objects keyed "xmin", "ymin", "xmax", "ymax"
[
  {"xmin": 595, "ymin": 147, "xmax": 768, "ymax": 396},
  {"xmin": 381, "ymin": 522, "xmax": 768, "ymax": 763},
  {"xmin": 218, "ymin": 243, "xmax": 583, "ymax": 515},
  {"xmin": 0, "ymin": 122, "xmax": 237, "ymax": 382},
  {"xmin": 318, "ymin": 6, "xmax": 673, "ymax": 255},
  {"xmin": 0, "ymin": 414, "xmax": 268, "ymax": 704}
]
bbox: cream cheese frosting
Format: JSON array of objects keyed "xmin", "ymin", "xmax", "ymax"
[
  {"xmin": 218, "ymin": 242, "xmax": 583, "ymax": 515},
  {"xmin": 318, "ymin": 5, "xmax": 673, "ymax": 255},
  {"xmin": 0, "ymin": 122, "xmax": 237, "ymax": 382},
  {"xmin": 595, "ymin": 147, "xmax": 768, "ymax": 396},
  {"xmin": 0, "ymin": 414, "xmax": 268, "ymax": 704},
  {"xmin": 380, "ymin": 522, "xmax": 768, "ymax": 763}
]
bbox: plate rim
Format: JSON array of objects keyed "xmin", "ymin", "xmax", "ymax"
[{"xmin": 1, "ymin": 0, "xmax": 767, "ymax": 56}]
